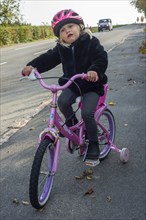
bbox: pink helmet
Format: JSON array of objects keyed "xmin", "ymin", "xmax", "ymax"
[{"xmin": 51, "ymin": 9, "xmax": 85, "ymax": 37}]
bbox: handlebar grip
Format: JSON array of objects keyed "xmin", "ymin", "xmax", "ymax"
[
  {"xmin": 19, "ymin": 68, "xmax": 37, "ymax": 81},
  {"xmin": 28, "ymin": 69, "xmax": 37, "ymax": 80}
]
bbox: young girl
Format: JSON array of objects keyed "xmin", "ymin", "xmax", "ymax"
[{"xmin": 22, "ymin": 9, "xmax": 108, "ymax": 166}]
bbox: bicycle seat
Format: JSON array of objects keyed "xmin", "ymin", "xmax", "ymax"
[
  {"xmin": 98, "ymin": 84, "xmax": 108, "ymax": 106},
  {"xmin": 76, "ymin": 84, "xmax": 108, "ymax": 108}
]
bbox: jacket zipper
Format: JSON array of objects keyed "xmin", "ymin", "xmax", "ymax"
[{"xmin": 72, "ymin": 46, "xmax": 76, "ymax": 74}]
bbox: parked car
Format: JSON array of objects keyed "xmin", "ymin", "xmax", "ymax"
[{"xmin": 98, "ymin": 18, "xmax": 113, "ymax": 32}]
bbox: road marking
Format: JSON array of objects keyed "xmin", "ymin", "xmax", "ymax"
[
  {"xmin": 34, "ymin": 50, "xmax": 47, "ymax": 55},
  {"xmin": 107, "ymin": 45, "xmax": 117, "ymax": 53},
  {"xmin": 0, "ymin": 98, "xmax": 52, "ymax": 145},
  {"xmin": 15, "ymin": 44, "xmax": 47, "ymax": 55},
  {"xmin": 15, "ymin": 41, "xmax": 51, "ymax": 51},
  {"xmin": 107, "ymin": 37, "xmax": 127, "ymax": 53},
  {"xmin": 15, "ymin": 45, "xmax": 37, "ymax": 50},
  {"xmin": 0, "ymin": 62, "xmax": 7, "ymax": 66}
]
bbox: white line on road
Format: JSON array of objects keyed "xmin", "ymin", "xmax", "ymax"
[
  {"xmin": 15, "ymin": 41, "xmax": 51, "ymax": 51},
  {"xmin": 107, "ymin": 37, "xmax": 127, "ymax": 53},
  {"xmin": 15, "ymin": 44, "xmax": 38, "ymax": 50},
  {"xmin": 0, "ymin": 98, "xmax": 51, "ymax": 145},
  {"xmin": 34, "ymin": 50, "xmax": 47, "ymax": 55},
  {"xmin": 0, "ymin": 62, "xmax": 7, "ymax": 66}
]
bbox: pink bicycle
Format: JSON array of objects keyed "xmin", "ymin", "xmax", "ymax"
[{"xmin": 21, "ymin": 70, "xmax": 129, "ymax": 209}]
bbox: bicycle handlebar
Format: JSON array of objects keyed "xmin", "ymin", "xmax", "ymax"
[{"xmin": 20, "ymin": 69, "xmax": 88, "ymax": 92}]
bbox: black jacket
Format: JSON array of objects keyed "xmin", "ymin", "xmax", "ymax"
[{"xmin": 27, "ymin": 33, "xmax": 108, "ymax": 96}]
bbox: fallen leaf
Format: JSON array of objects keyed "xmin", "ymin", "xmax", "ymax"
[
  {"xmin": 84, "ymin": 188, "xmax": 94, "ymax": 196},
  {"xmin": 75, "ymin": 169, "xmax": 94, "ymax": 182},
  {"xmin": 83, "ymin": 169, "xmax": 93, "ymax": 176},
  {"xmin": 13, "ymin": 198, "xmax": 19, "ymax": 204},
  {"xmin": 91, "ymin": 195, "xmax": 96, "ymax": 198},
  {"xmin": 94, "ymin": 175, "xmax": 100, "ymax": 180},
  {"xmin": 8, "ymin": 126, "xmax": 20, "ymax": 129},
  {"xmin": 106, "ymin": 195, "xmax": 112, "ymax": 202},
  {"xmin": 75, "ymin": 175, "xmax": 84, "ymax": 180},
  {"xmin": 108, "ymin": 102, "xmax": 115, "ymax": 106},
  {"xmin": 29, "ymin": 127, "xmax": 36, "ymax": 131},
  {"xmin": 22, "ymin": 200, "xmax": 29, "ymax": 205},
  {"xmin": 86, "ymin": 176, "xmax": 92, "ymax": 180},
  {"xmin": 37, "ymin": 207, "xmax": 45, "ymax": 212}
]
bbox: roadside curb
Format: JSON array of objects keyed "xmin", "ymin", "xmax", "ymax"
[{"xmin": 0, "ymin": 99, "xmax": 51, "ymax": 145}]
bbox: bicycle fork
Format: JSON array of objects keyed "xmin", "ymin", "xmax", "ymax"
[{"xmin": 38, "ymin": 127, "xmax": 61, "ymax": 174}]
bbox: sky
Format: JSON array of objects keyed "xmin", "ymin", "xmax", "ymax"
[{"xmin": 20, "ymin": 0, "xmax": 145, "ymax": 26}]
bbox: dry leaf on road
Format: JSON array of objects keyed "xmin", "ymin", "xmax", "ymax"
[
  {"xmin": 108, "ymin": 102, "xmax": 116, "ymax": 106},
  {"xmin": 84, "ymin": 188, "xmax": 94, "ymax": 196}
]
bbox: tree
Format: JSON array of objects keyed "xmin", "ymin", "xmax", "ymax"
[
  {"xmin": 137, "ymin": 17, "xmax": 139, "ymax": 22},
  {"xmin": 0, "ymin": 0, "xmax": 22, "ymax": 25},
  {"xmin": 130, "ymin": 0, "xmax": 146, "ymax": 17},
  {"xmin": 140, "ymin": 15, "xmax": 144, "ymax": 22}
]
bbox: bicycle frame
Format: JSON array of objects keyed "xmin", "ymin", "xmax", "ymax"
[
  {"xmin": 37, "ymin": 71, "xmax": 108, "ymax": 148},
  {"xmin": 37, "ymin": 73, "xmax": 110, "ymax": 171},
  {"xmin": 34, "ymin": 71, "xmax": 90, "ymax": 172},
  {"xmin": 36, "ymin": 72, "xmax": 87, "ymax": 141}
]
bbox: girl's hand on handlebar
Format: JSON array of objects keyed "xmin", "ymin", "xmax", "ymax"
[
  {"xmin": 21, "ymin": 66, "xmax": 34, "ymax": 76},
  {"xmin": 87, "ymin": 71, "xmax": 99, "ymax": 82},
  {"xmin": 20, "ymin": 67, "xmax": 37, "ymax": 81}
]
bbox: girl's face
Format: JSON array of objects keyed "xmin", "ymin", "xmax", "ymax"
[{"xmin": 59, "ymin": 23, "xmax": 81, "ymax": 44}]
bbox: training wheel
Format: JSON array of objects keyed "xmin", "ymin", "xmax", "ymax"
[{"xmin": 120, "ymin": 148, "xmax": 129, "ymax": 163}]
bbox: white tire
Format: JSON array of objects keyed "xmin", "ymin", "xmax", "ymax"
[{"xmin": 120, "ymin": 148, "xmax": 129, "ymax": 163}]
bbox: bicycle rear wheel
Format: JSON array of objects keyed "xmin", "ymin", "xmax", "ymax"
[
  {"xmin": 29, "ymin": 139, "xmax": 55, "ymax": 209},
  {"xmin": 96, "ymin": 109, "xmax": 116, "ymax": 160}
]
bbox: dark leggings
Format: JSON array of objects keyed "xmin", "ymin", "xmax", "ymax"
[{"xmin": 58, "ymin": 88, "xmax": 100, "ymax": 142}]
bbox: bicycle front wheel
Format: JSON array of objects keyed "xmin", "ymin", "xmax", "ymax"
[
  {"xmin": 96, "ymin": 109, "xmax": 116, "ymax": 160},
  {"xmin": 29, "ymin": 139, "xmax": 55, "ymax": 209}
]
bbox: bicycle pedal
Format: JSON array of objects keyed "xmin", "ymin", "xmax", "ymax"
[
  {"xmin": 68, "ymin": 141, "xmax": 79, "ymax": 154},
  {"xmin": 71, "ymin": 145, "xmax": 79, "ymax": 153},
  {"xmin": 84, "ymin": 159, "xmax": 100, "ymax": 167}
]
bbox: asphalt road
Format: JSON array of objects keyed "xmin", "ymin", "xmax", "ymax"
[{"xmin": 0, "ymin": 24, "xmax": 146, "ymax": 220}]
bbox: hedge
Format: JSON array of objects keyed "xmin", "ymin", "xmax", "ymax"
[{"xmin": 0, "ymin": 25, "xmax": 54, "ymax": 46}]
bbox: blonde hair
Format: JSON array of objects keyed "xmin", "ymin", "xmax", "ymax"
[{"xmin": 58, "ymin": 25, "xmax": 93, "ymax": 47}]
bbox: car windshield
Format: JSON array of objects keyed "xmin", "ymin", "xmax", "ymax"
[{"xmin": 99, "ymin": 19, "xmax": 109, "ymax": 23}]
